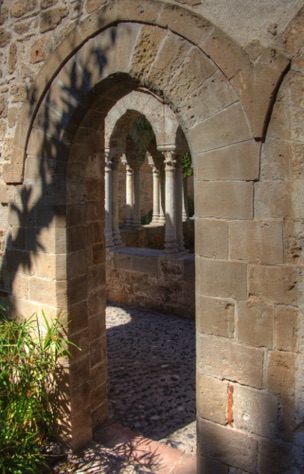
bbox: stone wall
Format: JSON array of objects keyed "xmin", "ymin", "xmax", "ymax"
[
  {"xmin": 0, "ymin": 1, "xmax": 304, "ymax": 472},
  {"xmin": 106, "ymin": 248, "xmax": 195, "ymax": 318}
]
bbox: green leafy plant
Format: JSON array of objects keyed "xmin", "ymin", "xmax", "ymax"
[
  {"xmin": 181, "ymin": 152, "xmax": 193, "ymax": 178},
  {"xmin": 0, "ymin": 309, "xmax": 75, "ymax": 474}
]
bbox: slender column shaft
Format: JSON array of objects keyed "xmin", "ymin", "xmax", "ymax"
[
  {"xmin": 175, "ymin": 159, "xmax": 185, "ymax": 251},
  {"xmin": 182, "ymin": 177, "xmax": 188, "ymax": 222},
  {"xmin": 112, "ymin": 160, "xmax": 123, "ymax": 246},
  {"xmin": 163, "ymin": 150, "xmax": 178, "ymax": 254},
  {"xmin": 159, "ymin": 168, "xmax": 166, "ymax": 224},
  {"xmin": 125, "ymin": 164, "xmax": 134, "ymax": 227},
  {"xmin": 151, "ymin": 165, "xmax": 160, "ymax": 224},
  {"xmin": 104, "ymin": 153, "xmax": 114, "ymax": 247},
  {"xmin": 132, "ymin": 164, "xmax": 141, "ymax": 227}
]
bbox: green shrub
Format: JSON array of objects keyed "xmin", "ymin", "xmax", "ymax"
[{"xmin": 0, "ymin": 309, "xmax": 75, "ymax": 474}]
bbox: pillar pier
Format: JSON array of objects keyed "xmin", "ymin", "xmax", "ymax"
[
  {"xmin": 182, "ymin": 177, "xmax": 189, "ymax": 222},
  {"xmin": 132, "ymin": 163, "xmax": 141, "ymax": 227},
  {"xmin": 175, "ymin": 157, "xmax": 185, "ymax": 251},
  {"xmin": 104, "ymin": 150, "xmax": 114, "ymax": 247},
  {"xmin": 112, "ymin": 156, "xmax": 123, "ymax": 246},
  {"xmin": 162, "ymin": 149, "xmax": 179, "ymax": 254},
  {"xmin": 124, "ymin": 162, "xmax": 134, "ymax": 227}
]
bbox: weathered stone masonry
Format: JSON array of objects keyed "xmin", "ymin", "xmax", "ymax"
[{"xmin": 0, "ymin": 1, "xmax": 304, "ymax": 472}]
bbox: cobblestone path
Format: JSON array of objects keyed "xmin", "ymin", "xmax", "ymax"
[{"xmin": 106, "ymin": 304, "xmax": 196, "ymax": 455}]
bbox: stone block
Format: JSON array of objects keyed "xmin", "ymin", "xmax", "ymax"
[
  {"xmin": 231, "ymin": 58, "xmax": 289, "ymax": 138},
  {"xmin": 195, "ymin": 140, "xmax": 260, "ymax": 181},
  {"xmin": 67, "ymin": 275, "xmax": 88, "ymax": 306},
  {"xmin": 66, "ymin": 204, "xmax": 86, "ymax": 227},
  {"xmin": 91, "ymin": 401, "xmax": 108, "ymax": 430},
  {"xmin": 198, "ymin": 456, "xmax": 228, "ymax": 474},
  {"xmin": 188, "ymin": 103, "xmax": 252, "ymax": 153},
  {"xmin": 255, "ymin": 181, "xmax": 291, "ymax": 218},
  {"xmin": 14, "ymin": 298, "xmax": 56, "ymax": 320},
  {"xmin": 88, "ymin": 314, "xmax": 105, "ymax": 343},
  {"xmin": 113, "ymin": 251, "xmax": 132, "ymax": 271},
  {"xmin": 180, "ymin": 69, "xmax": 238, "ymax": 130},
  {"xmin": 160, "ymin": 46, "xmax": 217, "ymax": 109},
  {"xmin": 40, "ymin": 7, "xmax": 68, "ymax": 33},
  {"xmin": 78, "ymin": 2, "xmax": 116, "ymax": 39},
  {"xmin": 34, "ymin": 252, "xmax": 67, "ymax": 280},
  {"xmin": 85, "ymin": 0, "xmax": 107, "ymax": 14},
  {"xmin": 196, "ymin": 219, "xmax": 228, "ymax": 259},
  {"xmin": 237, "ymin": 300, "xmax": 274, "ymax": 348},
  {"xmin": 68, "ymin": 301, "xmax": 88, "ymax": 336},
  {"xmin": 8, "ymin": 226, "xmax": 26, "ymax": 250},
  {"xmin": 131, "ymin": 254, "xmax": 158, "ymax": 274},
  {"xmin": 69, "ymin": 329, "xmax": 89, "ymax": 360},
  {"xmin": 284, "ymin": 218, "xmax": 304, "ymax": 264},
  {"xmin": 70, "ymin": 403, "xmax": 92, "ymax": 451},
  {"xmin": 198, "ymin": 334, "xmax": 264, "ymax": 389},
  {"xmin": 0, "ymin": 184, "xmax": 14, "ymax": 204},
  {"xmin": 233, "ymin": 385, "xmax": 278, "ymax": 437},
  {"xmin": 69, "ymin": 354, "xmax": 90, "ymax": 389},
  {"xmin": 274, "ymin": 306, "xmax": 298, "ymax": 352},
  {"xmin": 90, "ymin": 362, "xmax": 107, "ymax": 392},
  {"xmin": 197, "ymin": 295, "xmax": 234, "ymax": 338},
  {"xmin": 260, "ymin": 138, "xmax": 292, "ymax": 181},
  {"xmin": 88, "ymin": 264, "xmax": 105, "ymax": 291},
  {"xmin": 248, "ymin": 264, "xmax": 301, "ymax": 305},
  {"xmin": 91, "ymin": 242, "xmax": 105, "ymax": 265},
  {"xmin": 198, "ymin": 418, "xmax": 258, "ymax": 472},
  {"xmin": 158, "ymin": 2, "xmax": 213, "ymax": 47},
  {"xmin": 26, "ymin": 225, "xmax": 66, "ymax": 254},
  {"xmin": 70, "ymin": 382, "xmax": 91, "ymax": 413},
  {"xmin": 67, "ymin": 226, "xmax": 86, "ymax": 253},
  {"xmin": 229, "ymin": 219, "xmax": 283, "ymax": 264},
  {"xmin": 87, "ymin": 288, "xmax": 104, "ymax": 318},
  {"xmin": 29, "ymin": 277, "xmax": 58, "ymax": 306},
  {"xmin": 35, "ymin": 204, "xmax": 66, "ymax": 229},
  {"xmin": 90, "ymin": 336, "xmax": 106, "ymax": 369},
  {"xmin": 196, "ymin": 257, "xmax": 247, "ymax": 300},
  {"xmin": 91, "ymin": 383, "xmax": 107, "ymax": 411},
  {"xmin": 258, "ymin": 438, "xmax": 294, "ymax": 474},
  {"xmin": 197, "ymin": 374, "xmax": 228, "ymax": 425},
  {"xmin": 195, "ymin": 181, "xmax": 253, "ymax": 220},
  {"xmin": 147, "ymin": 30, "xmax": 193, "ymax": 92},
  {"xmin": 11, "ymin": 272, "xmax": 29, "ymax": 300},
  {"xmin": 131, "ymin": 24, "xmax": 167, "ymax": 79},
  {"xmin": 267, "ymin": 350, "xmax": 295, "ymax": 396},
  {"xmin": 10, "ymin": 0, "xmax": 37, "ymax": 18}
]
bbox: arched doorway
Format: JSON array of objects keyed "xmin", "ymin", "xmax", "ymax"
[{"xmin": 4, "ymin": 2, "xmax": 287, "ymax": 470}]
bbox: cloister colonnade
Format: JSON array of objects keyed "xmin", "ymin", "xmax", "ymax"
[{"xmin": 104, "ymin": 90, "xmax": 191, "ymax": 253}]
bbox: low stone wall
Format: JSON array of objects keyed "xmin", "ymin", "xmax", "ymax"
[
  {"xmin": 106, "ymin": 248, "xmax": 195, "ymax": 319},
  {"xmin": 119, "ymin": 220, "xmax": 195, "ymax": 251}
]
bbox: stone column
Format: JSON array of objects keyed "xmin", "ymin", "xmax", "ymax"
[
  {"xmin": 175, "ymin": 157, "xmax": 185, "ymax": 251},
  {"xmin": 182, "ymin": 177, "xmax": 188, "ymax": 222},
  {"xmin": 159, "ymin": 167, "xmax": 166, "ymax": 224},
  {"xmin": 163, "ymin": 149, "xmax": 179, "ymax": 254},
  {"xmin": 125, "ymin": 162, "xmax": 134, "ymax": 227},
  {"xmin": 104, "ymin": 150, "xmax": 114, "ymax": 247},
  {"xmin": 111, "ymin": 157, "xmax": 123, "ymax": 246},
  {"xmin": 150, "ymin": 164, "xmax": 160, "ymax": 224},
  {"xmin": 132, "ymin": 163, "xmax": 141, "ymax": 227}
]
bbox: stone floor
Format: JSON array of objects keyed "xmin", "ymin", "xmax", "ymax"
[
  {"xmin": 54, "ymin": 304, "xmax": 196, "ymax": 473},
  {"xmin": 106, "ymin": 304, "xmax": 196, "ymax": 454}
]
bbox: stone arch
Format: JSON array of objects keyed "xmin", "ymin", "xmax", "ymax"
[
  {"xmin": 105, "ymin": 90, "xmax": 180, "ymax": 151},
  {"xmin": 5, "ymin": 0, "xmax": 292, "ymax": 469}
]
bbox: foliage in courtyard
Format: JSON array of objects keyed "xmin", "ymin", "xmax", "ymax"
[
  {"xmin": 0, "ymin": 308, "xmax": 75, "ymax": 474},
  {"xmin": 181, "ymin": 152, "xmax": 193, "ymax": 179}
]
